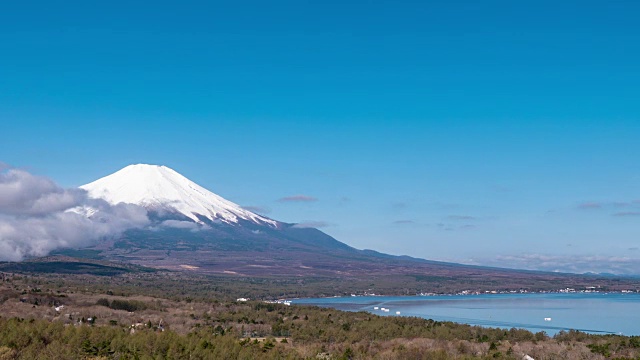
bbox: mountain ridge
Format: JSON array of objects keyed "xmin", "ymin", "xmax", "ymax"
[{"xmin": 69, "ymin": 164, "xmax": 635, "ymax": 290}]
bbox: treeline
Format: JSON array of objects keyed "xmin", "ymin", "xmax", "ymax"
[
  {"xmin": 6, "ymin": 269, "xmax": 635, "ymax": 305},
  {"xmin": 1, "ymin": 301, "xmax": 640, "ymax": 359},
  {"xmin": 0, "ymin": 317, "xmax": 294, "ymax": 360},
  {"xmin": 2, "ymin": 272, "xmax": 640, "ymax": 359}
]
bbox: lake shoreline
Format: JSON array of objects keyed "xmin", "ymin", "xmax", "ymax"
[{"xmin": 289, "ymin": 293, "xmax": 640, "ymax": 336}]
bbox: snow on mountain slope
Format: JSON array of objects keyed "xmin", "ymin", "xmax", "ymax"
[{"xmin": 80, "ymin": 164, "xmax": 277, "ymax": 227}]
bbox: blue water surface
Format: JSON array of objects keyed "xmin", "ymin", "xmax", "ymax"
[{"xmin": 291, "ymin": 293, "xmax": 640, "ymax": 336}]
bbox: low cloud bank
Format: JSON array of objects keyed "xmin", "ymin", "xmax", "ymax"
[
  {"xmin": 292, "ymin": 221, "xmax": 330, "ymax": 229},
  {"xmin": 0, "ymin": 167, "xmax": 149, "ymax": 261},
  {"xmin": 464, "ymin": 254, "xmax": 640, "ymax": 276},
  {"xmin": 157, "ymin": 219, "xmax": 210, "ymax": 231}
]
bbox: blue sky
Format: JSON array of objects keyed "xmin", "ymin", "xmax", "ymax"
[{"xmin": 1, "ymin": 1, "xmax": 639, "ymax": 273}]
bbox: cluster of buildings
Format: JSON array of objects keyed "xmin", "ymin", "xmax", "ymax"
[{"xmin": 417, "ymin": 286, "xmax": 640, "ymax": 296}]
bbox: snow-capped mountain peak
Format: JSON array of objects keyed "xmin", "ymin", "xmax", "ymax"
[{"xmin": 80, "ymin": 164, "xmax": 277, "ymax": 227}]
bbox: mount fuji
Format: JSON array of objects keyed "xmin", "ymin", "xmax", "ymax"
[
  {"xmin": 81, "ymin": 164, "xmax": 278, "ymax": 227},
  {"xmin": 74, "ymin": 164, "xmax": 369, "ymax": 275},
  {"xmin": 46, "ymin": 164, "xmax": 617, "ymax": 289},
  {"xmin": 64, "ymin": 165, "xmax": 514, "ymax": 279}
]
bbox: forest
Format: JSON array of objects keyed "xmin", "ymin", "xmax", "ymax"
[{"xmin": 0, "ymin": 269, "xmax": 639, "ymax": 359}]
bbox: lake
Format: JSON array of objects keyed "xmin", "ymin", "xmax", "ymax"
[{"xmin": 290, "ymin": 293, "xmax": 640, "ymax": 336}]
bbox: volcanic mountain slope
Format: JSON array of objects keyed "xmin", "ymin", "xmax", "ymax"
[
  {"xmin": 74, "ymin": 164, "xmax": 611, "ymax": 289},
  {"xmin": 79, "ymin": 164, "xmax": 365, "ymax": 275}
]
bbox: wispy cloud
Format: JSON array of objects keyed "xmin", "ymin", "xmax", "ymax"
[
  {"xmin": 392, "ymin": 202, "xmax": 408, "ymax": 209},
  {"xmin": 241, "ymin": 205, "xmax": 271, "ymax": 214},
  {"xmin": 578, "ymin": 202, "xmax": 603, "ymax": 209},
  {"xmin": 278, "ymin": 195, "xmax": 317, "ymax": 203},
  {"xmin": 437, "ymin": 221, "xmax": 479, "ymax": 231},
  {"xmin": 393, "ymin": 220, "xmax": 415, "ymax": 225},
  {"xmin": 459, "ymin": 224, "xmax": 477, "ymax": 230},
  {"xmin": 447, "ymin": 215, "xmax": 477, "ymax": 221},
  {"xmin": 613, "ymin": 202, "xmax": 633, "ymax": 208},
  {"xmin": 577, "ymin": 200, "xmax": 640, "ymax": 211},
  {"xmin": 491, "ymin": 185, "xmax": 511, "ymax": 193},
  {"xmin": 0, "ymin": 166, "xmax": 149, "ymax": 261},
  {"xmin": 613, "ymin": 211, "xmax": 640, "ymax": 217},
  {"xmin": 155, "ymin": 220, "xmax": 211, "ymax": 232},
  {"xmin": 465, "ymin": 254, "xmax": 640, "ymax": 275},
  {"xmin": 576, "ymin": 200, "xmax": 640, "ymax": 219},
  {"xmin": 292, "ymin": 221, "xmax": 330, "ymax": 229}
]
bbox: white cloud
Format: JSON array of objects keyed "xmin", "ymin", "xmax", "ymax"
[
  {"xmin": 0, "ymin": 166, "xmax": 149, "ymax": 261},
  {"xmin": 159, "ymin": 219, "xmax": 209, "ymax": 231}
]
